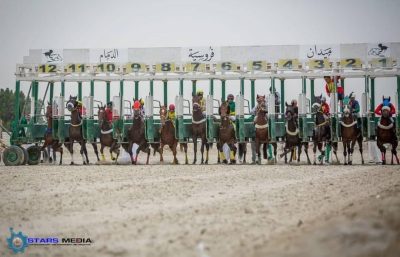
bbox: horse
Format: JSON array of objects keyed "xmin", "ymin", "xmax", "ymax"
[
  {"xmin": 376, "ymin": 102, "xmax": 399, "ymax": 165},
  {"xmin": 65, "ymin": 96, "xmax": 99, "ymax": 165},
  {"xmin": 340, "ymin": 99, "xmax": 364, "ymax": 165},
  {"xmin": 280, "ymin": 102, "xmax": 311, "ymax": 164},
  {"xmin": 311, "ymin": 95, "xmax": 339, "ymax": 165},
  {"xmin": 125, "ymin": 107, "xmax": 152, "ymax": 164},
  {"xmin": 191, "ymin": 95, "xmax": 209, "ymax": 164},
  {"xmin": 253, "ymin": 101, "xmax": 269, "ymax": 164},
  {"xmin": 217, "ymin": 101, "xmax": 237, "ymax": 164},
  {"xmin": 159, "ymin": 106, "xmax": 188, "ymax": 164},
  {"xmin": 41, "ymin": 103, "xmax": 63, "ymax": 165},
  {"xmin": 97, "ymin": 106, "xmax": 120, "ymax": 163}
]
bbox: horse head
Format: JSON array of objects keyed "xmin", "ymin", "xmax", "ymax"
[
  {"xmin": 256, "ymin": 94, "xmax": 266, "ymax": 105},
  {"xmin": 66, "ymin": 95, "xmax": 78, "ymax": 112},
  {"xmin": 45, "ymin": 102, "xmax": 52, "ymax": 119},
  {"xmin": 192, "ymin": 95, "xmax": 201, "ymax": 113},
  {"xmin": 160, "ymin": 105, "xmax": 168, "ymax": 124},
  {"xmin": 285, "ymin": 102, "xmax": 295, "ymax": 120},
  {"xmin": 219, "ymin": 101, "xmax": 229, "ymax": 117}
]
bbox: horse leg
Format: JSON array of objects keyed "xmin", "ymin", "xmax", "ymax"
[
  {"xmin": 159, "ymin": 143, "xmax": 164, "ymax": 163},
  {"xmin": 318, "ymin": 143, "xmax": 324, "ymax": 165},
  {"xmin": 312, "ymin": 141, "xmax": 317, "ymax": 165},
  {"xmin": 349, "ymin": 140, "xmax": 356, "ymax": 165},
  {"xmin": 242, "ymin": 142, "xmax": 247, "ymax": 164},
  {"xmin": 297, "ymin": 143, "xmax": 302, "ymax": 163},
  {"xmin": 205, "ymin": 140, "xmax": 210, "ymax": 164},
  {"xmin": 289, "ymin": 147, "xmax": 293, "ymax": 163},
  {"xmin": 100, "ymin": 144, "xmax": 106, "ymax": 161},
  {"xmin": 343, "ymin": 141, "xmax": 347, "ymax": 165},
  {"xmin": 171, "ymin": 142, "xmax": 178, "ymax": 164},
  {"xmin": 200, "ymin": 139, "xmax": 205, "ymax": 164},
  {"xmin": 58, "ymin": 146, "xmax": 63, "ymax": 165},
  {"xmin": 229, "ymin": 143, "xmax": 236, "ymax": 164},
  {"xmin": 79, "ymin": 141, "xmax": 88, "ymax": 165},
  {"xmin": 193, "ymin": 136, "xmax": 198, "ymax": 164},
  {"xmin": 303, "ymin": 143, "xmax": 311, "ymax": 165},
  {"xmin": 273, "ymin": 143, "xmax": 277, "ymax": 164},
  {"xmin": 377, "ymin": 139, "xmax": 386, "ymax": 165},
  {"xmin": 183, "ymin": 143, "xmax": 188, "ymax": 164},
  {"xmin": 255, "ymin": 140, "xmax": 260, "ymax": 164},
  {"xmin": 66, "ymin": 141, "xmax": 74, "ymax": 165},
  {"xmin": 357, "ymin": 135, "xmax": 364, "ymax": 165},
  {"xmin": 91, "ymin": 141, "xmax": 100, "ymax": 161},
  {"xmin": 145, "ymin": 143, "xmax": 151, "ymax": 165},
  {"xmin": 392, "ymin": 142, "xmax": 400, "ymax": 164}
]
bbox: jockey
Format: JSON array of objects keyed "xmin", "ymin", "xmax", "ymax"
[
  {"xmin": 374, "ymin": 96, "xmax": 396, "ymax": 132},
  {"xmin": 251, "ymin": 95, "xmax": 266, "ymax": 116},
  {"xmin": 132, "ymin": 100, "xmax": 141, "ymax": 114},
  {"xmin": 269, "ymin": 87, "xmax": 281, "ymax": 114},
  {"xmin": 105, "ymin": 101, "xmax": 113, "ymax": 121},
  {"xmin": 227, "ymin": 94, "xmax": 236, "ymax": 121},
  {"xmin": 291, "ymin": 99, "xmax": 299, "ymax": 126},
  {"xmin": 168, "ymin": 104, "xmax": 176, "ymax": 122},
  {"xmin": 196, "ymin": 89, "xmax": 206, "ymax": 114},
  {"xmin": 348, "ymin": 92, "xmax": 361, "ymax": 128},
  {"xmin": 324, "ymin": 76, "xmax": 344, "ymax": 101},
  {"xmin": 139, "ymin": 98, "xmax": 145, "ymax": 116},
  {"xmin": 321, "ymin": 96, "xmax": 330, "ymax": 119},
  {"xmin": 76, "ymin": 100, "xmax": 83, "ymax": 117}
]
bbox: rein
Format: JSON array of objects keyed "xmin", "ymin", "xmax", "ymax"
[{"xmin": 340, "ymin": 120, "xmax": 357, "ymax": 128}]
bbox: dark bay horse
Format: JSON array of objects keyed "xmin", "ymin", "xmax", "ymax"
[
  {"xmin": 311, "ymin": 101, "xmax": 338, "ymax": 165},
  {"xmin": 254, "ymin": 101, "xmax": 269, "ymax": 164},
  {"xmin": 340, "ymin": 100, "xmax": 364, "ymax": 165},
  {"xmin": 41, "ymin": 103, "xmax": 63, "ymax": 165},
  {"xmin": 217, "ymin": 102, "xmax": 237, "ymax": 164},
  {"xmin": 191, "ymin": 95, "xmax": 209, "ymax": 164},
  {"xmin": 280, "ymin": 102, "xmax": 311, "ymax": 164},
  {"xmin": 65, "ymin": 96, "xmax": 99, "ymax": 165},
  {"xmin": 126, "ymin": 107, "xmax": 151, "ymax": 164},
  {"xmin": 98, "ymin": 106, "xmax": 120, "ymax": 163},
  {"xmin": 376, "ymin": 105, "xmax": 399, "ymax": 165},
  {"xmin": 159, "ymin": 106, "xmax": 188, "ymax": 164}
]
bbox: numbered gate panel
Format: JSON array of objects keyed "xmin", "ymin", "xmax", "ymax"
[
  {"xmin": 369, "ymin": 58, "xmax": 394, "ymax": 68},
  {"xmin": 307, "ymin": 59, "xmax": 332, "ymax": 70},
  {"xmin": 277, "ymin": 59, "xmax": 301, "ymax": 70},
  {"xmin": 243, "ymin": 118, "xmax": 256, "ymax": 139},
  {"xmin": 274, "ymin": 120, "xmax": 286, "ymax": 139},
  {"xmin": 181, "ymin": 118, "xmax": 193, "ymax": 139},
  {"xmin": 65, "ymin": 63, "xmax": 88, "ymax": 73},
  {"xmin": 339, "ymin": 58, "xmax": 363, "ymax": 69},
  {"xmin": 37, "ymin": 64, "xmax": 60, "ymax": 73},
  {"xmin": 216, "ymin": 62, "xmax": 241, "ymax": 72}
]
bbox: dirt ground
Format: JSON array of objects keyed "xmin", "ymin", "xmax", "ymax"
[{"xmin": 0, "ymin": 144, "xmax": 399, "ymax": 257}]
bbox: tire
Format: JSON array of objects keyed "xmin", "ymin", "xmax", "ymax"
[
  {"xmin": 2, "ymin": 146, "xmax": 24, "ymax": 166},
  {"xmin": 18, "ymin": 146, "xmax": 29, "ymax": 165},
  {"xmin": 27, "ymin": 145, "xmax": 41, "ymax": 165}
]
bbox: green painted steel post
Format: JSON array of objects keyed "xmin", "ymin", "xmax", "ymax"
[
  {"xmin": 90, "ymin": 80, "xmax": 94, "ymax": 97},
  {"xmin": 179, "ymin": 79, "xmax": 184, "ymax": 95},
  {"xmin": 150, "ymin": 79, "xmax": 154, "ymax": 96},
  {"xmin": 163, "ymin": 80, "xmax": 168, "ymax": 106},
  {"xmin": 240, "ymin": 77, "xmax": 244, "ymax": 95},
  {"xmin": 61, "ymin": 80, "xmax": 65, "ymax": 97},
  {"xmin": 192, "ymin": 80, "xmax": 197, "ymax": 96},
  {"xmin": 49, "ymin": 82, "xmax": 54, "ymax": 103},
  {"xmin": 11, "ymin": 80, "xmax": 21, "ymax": 143},
  {"xmin": 210, "ymin": 78, "xmax": 214, "ymax": 96},
  {"xmin": 106, "ymin": 81, "xmax": 110, "ymax": 103},
  {"xmin": 280, "ymin": 78, "xmax": 285, "ymax": 112},
  {"xmin": 221, "ymin": 79, "xmax": 226, "ymax": 101},
  {"xmin": 135, "ymin": 81, "xmax": 139, "ymax": 100},
  {"xmin": 269, "ymin": 77, "xmax": 276, "ymax": 142},
  {"xmin": 78, "ymin": 81, "xmax": 82, "ymax": 101},
  {"xmin": 301, "ymin": 76, "xmax": 306, "ymax": 94},
  {"xmin": 370, "ymin": 77, "xmax": 375, "ymax": 113},
  {"xmin": 310, "ymin": 78, "xmax": 315, "ymax": 104},
  {"xmin": 340, "ymin": 78, "xmax": 345, "ymax": 94},
  {"xmin": 33, "ymin": 81, "xmax": 39, "ymax": 123},
  {"xmin": 250, "ymin": 79, "xmax": 255, "ymax": 108},
  {"xmin": 271, "ymin": 77, "xmax": 275, "ymax": 92}
]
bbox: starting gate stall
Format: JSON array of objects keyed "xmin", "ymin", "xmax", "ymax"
[{"xmin": 6, "ymin": 43, "xmax": 400, "ymax": 165}]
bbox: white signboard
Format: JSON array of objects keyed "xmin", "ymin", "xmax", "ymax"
[
  {"xmin": 181, "ymin": 46, "xmax": 221, "ymax": 63},
  {"xmin": 367, "ymin": 43, "xmax": 391, "ymax": 58},
  {"xmin": 299, "ymin": 44, "xmax": 340, "ymax": 59},
  {"xmin": 90, "ymin": 48, "xmax": 128, "ymax": 63},
  {"xmin": 41, "ymin": 49, "xmax": 64, "ymax": 63}
]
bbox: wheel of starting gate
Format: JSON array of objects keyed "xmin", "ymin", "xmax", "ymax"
[
  {"xmin": 18, "ymin": 146, "xmax": 29, "ymax": 165},
  {"xmin": 2, "ymin": 145, "xmax": 24, "ymax": 166},
  {"xmin": 27, "ymin": 145, "xmax": 41, "ymax": 165}
]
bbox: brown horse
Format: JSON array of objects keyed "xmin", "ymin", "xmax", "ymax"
[
  {"xmin": 191, "ymin": 95, "xmax": 209, "ymax": 164},
  {"xmin": 65, "ymin": 96, "xmax": 99, "ymax": 165},
  {"xmin": 98, "ymin": 106, "xmax": 120, "ymax": 163},
  {"xmin": 376, "ymin": 106, "xmax": 399, "ymax": 165},
  {"xmin": 126, "ymin": 107, "xmax": 151, "ymax": 164},
  {"xmin": 217, "ymin": 101, "xmax": 236, "ymax": 164},
  {"xmin": 340, "ymin": 100, "xmax": 364, "ymax": 165},
  {"xmin": 254, "ymin": 101, "xmax": 269, "ymax": 164},
  {"xmin": 280, "ymin": 102, "xmax": 311, "ymax": 164},
  {"xmin": 159, "ymin": 106, "xmax": 188, "ymax": 164},
  {"xmin": 41, "ymin": 103, "xmax": 63, "ymax": 165}
]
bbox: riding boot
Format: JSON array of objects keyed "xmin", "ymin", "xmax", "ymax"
[
  {"xmin": 268, "ymin": 144, "xmax": 273, "ymax": 161},
  {"xmin": 325, "ymin": 144, "xmax": 331, "ymax": 163}
]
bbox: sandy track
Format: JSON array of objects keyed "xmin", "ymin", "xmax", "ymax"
[{"xmin": 1, "ymin": 158, "xmax": 399, "ymax": 257}]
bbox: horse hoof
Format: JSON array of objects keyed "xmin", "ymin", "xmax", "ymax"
[
  {"xmin": 70, "ymin": 162, "xmax": 74, "ymax": 165},
  {"xmin": 348, "ymin": 162, "xmax": 352, "ymax": 165},
  {"xmin": 205, "ymin": 160, "xmax": 208, "ymax": 164},
  {"xmin": 222, "ymin": 160, "xmax": 228, "ymax": 164},
  {"xmin": 192, "ymin": 160, "xmax": 196, "ymax": 165},
  {"xmin": 344, "ymin": 163, "xmax": 347, "ymax": 165}
]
